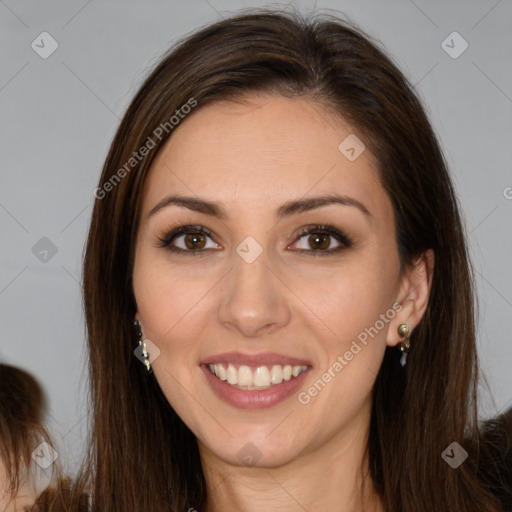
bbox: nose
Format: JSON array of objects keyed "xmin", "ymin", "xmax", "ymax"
[{"xmin": 217, "ymin": 248, "xmax": 291, "ymax": 338}]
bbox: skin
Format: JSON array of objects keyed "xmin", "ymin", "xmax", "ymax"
[
  {"xmin": 0, "ymin": 461, "xmax": 39, "ymax": 512},
  {"xmin": 133, "ymin": 94, "xmax": 434, "ymax": 512}
]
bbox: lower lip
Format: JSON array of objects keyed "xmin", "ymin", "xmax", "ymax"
[{"xmin": 200, "ymin": 364, "xmax": 311, "ymax": 409}]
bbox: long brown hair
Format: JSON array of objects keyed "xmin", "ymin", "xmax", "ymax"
[{"xmin": 73, "ymin": 7, "xmax": 511, "ymax": 511}]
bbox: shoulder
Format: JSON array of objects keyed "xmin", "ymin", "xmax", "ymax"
[{"xmin": 479, "ymin": 406, "xmax": 512, "ymax": 511}]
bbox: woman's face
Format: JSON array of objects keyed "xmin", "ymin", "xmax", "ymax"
[{"xmin": 133, "ymin": 94, "xmax": 410, "ymax": 468}]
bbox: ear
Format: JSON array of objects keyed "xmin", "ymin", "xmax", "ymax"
[{"xmin": 386, "ymin": 249, "xmax": 435, "ymax": 347}]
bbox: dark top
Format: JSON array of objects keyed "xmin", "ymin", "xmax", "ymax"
[{"xmin": 479, "ymin": 406, "xmax": 512, "ymax": 511}]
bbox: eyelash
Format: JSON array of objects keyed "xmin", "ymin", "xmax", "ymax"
[{"xmin": 156, "ymin": 223, "xmax": 353, "ymax": 257}]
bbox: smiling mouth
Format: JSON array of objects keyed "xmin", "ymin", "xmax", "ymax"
[{"xmin": 207, "ymin": 363, "xmax": 309, "ymax": 390}]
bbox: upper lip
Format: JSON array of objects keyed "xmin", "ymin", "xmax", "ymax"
[{"xmin": 201, "ymin": 351, "xmax": 312, "ymax": 367}]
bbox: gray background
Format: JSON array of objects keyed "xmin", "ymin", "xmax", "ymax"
[{"xmin": 1, "ymin": 0, "xmax": 511, "ymax": 475}]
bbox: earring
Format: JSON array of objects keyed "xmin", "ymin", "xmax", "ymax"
[
  {"xmin": 398, "ymin": 323, "xmax": 410, "ymax": 367},
  {"xmin": 133, "ymin": 320, "xmax": 152, "ymax": 373}
]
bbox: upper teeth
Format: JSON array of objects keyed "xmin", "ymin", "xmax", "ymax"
[{"xmin": 208, "ymin": 363, "xmax": 308, "ymax": 389}]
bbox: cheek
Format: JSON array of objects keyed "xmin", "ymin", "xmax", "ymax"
[
  {"xmin": 132, "ymin": 252, "xmax": 210, "ymax": 426},
  {"xmin": 132, "ymin": 250, "xmax": 214, "ymax": 354},
  {"xmin": 304, "ymin": 255, "xmax": 398, "ymax": 378},
  {"xmin": 310, "ymin": 257, "xmax": 396, "ymax": 333},
  {"xmin": 294, "ymin": 274, "xmax": 395, "ymax": 423}
]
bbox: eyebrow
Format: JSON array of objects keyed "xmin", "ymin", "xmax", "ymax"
[{"xmin": 147, "ymin": 193, "xmax": 372, "ymax": 221}]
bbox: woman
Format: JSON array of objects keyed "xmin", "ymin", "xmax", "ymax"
[
  {"xmin": 0, "ymin": 364, "xmax": 82, "ymax": 511},
  {"xmin": 70, "ymin": 8, "xmax": 512, "ymax": 512},
  {"xmin": 0, "ymin": 363, "xmax": 48, "ymax": 511}
]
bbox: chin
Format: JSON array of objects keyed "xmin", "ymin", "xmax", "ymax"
[{"xmin": 199, "ymin": 426, "xmax": 304, "ymax": 469}]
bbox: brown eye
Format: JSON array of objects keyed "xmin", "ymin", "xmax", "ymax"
[
  {"xmin": 183, "ymin": 232, "xmax": 207, "ymax": 250},
  {"xmin": 157, "ymin": 225, "xmax": 220, "ymax": 255},
  {"xmin": 307, "ymin": 233, "xmax": 331, "ymax": 251},
  {"xmin": 290, "ymin": 224, "xmax": 353, "ymax": 257},
  {"xmin": 157, "ymin": 223, "xmax": 352, "ymax": 257}
]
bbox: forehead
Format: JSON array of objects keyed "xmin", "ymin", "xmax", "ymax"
[{"xmin": 140, "ymin": 94, "xmax": 387, "ymax": 220}]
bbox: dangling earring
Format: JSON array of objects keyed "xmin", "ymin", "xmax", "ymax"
[
  {"xmin": 398, "ymin": 323, "xmax": 410, "ymax": 367},
  {"xmin": 133, "ymin": 319, "xmax": 152, "ymax": 373}
]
